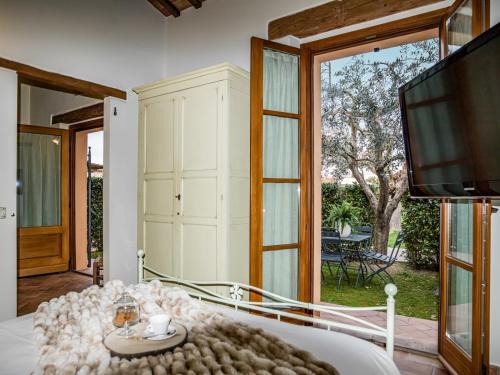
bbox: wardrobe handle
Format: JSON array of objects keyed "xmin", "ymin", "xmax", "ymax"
[{"xmin": 175, "ymin": 194, "xmax": 181, "ymax": 201}]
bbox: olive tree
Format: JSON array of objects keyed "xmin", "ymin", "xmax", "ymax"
[{"xmin": 321, "ymin": 39, "xmax": 439, "ymax": 252}]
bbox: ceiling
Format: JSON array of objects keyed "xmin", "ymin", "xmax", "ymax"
[{"xmin": 147, "ymin": 0, "xmax": 206, "ymax": 18}]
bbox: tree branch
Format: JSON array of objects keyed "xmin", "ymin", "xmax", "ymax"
[{"xmin": 384, "ymin": 170, "xmax": 409, "ymax": 222}]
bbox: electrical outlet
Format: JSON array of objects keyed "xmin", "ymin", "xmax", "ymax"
[{"xmin": 0, "ymin": 207, "xmax": 6, "ymax": 219}]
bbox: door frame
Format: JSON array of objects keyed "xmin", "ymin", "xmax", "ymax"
[
  {"xmin": 68, "ymin": 117, "xmax": 104, "ymax": 272},
  {"xmin": 301, "ymin": 9, "xmax": 446, "ymax": 304},
  {"xmin": 17, "ymin": 124, "xmax": 70, "ymax": 277}
]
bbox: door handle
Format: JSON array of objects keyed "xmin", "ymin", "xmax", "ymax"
[{"xmin": 175, "ymin": 194, "xmax": 181, "ymax": 201}]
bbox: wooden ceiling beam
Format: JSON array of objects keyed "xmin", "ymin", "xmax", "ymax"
[
  {"xmin": 187, "ymin": 0, "xmax": 202, "ymax": 9},
  {"xmin": 1, "ymin": 56, "xmax": 126, "ymax": 100},
  {"xmin": 268, "ymin": 0, "xmax": 444, "ymax": 40},
  {"xmin": 52, "ymin": 103, "xmax": 104, "ymax": 125},
  {"xmin": 147, "ymin": 0, "xmax": 180, "ymax": 17}
]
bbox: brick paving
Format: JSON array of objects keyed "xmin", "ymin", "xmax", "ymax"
[{"xmin": 319, "ymin": 304, "xmax": 438, "ymax": 353}]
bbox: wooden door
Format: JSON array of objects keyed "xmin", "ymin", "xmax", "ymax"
[
  {"xmin": 250, "ymin": 37, "xmax": 311, "ymax": 302},
  {"xmin": 17, "ymin": 125, "xmax": 69, "ymax": 277},
  {"xmin": 440, "ymin": 201, "xmax": 489, "ymax": 375},
  {"xmin": 438, "ymin": 1, "xmax": 490, "ymax": 373},
  {"xmin": 177, "ymin": 82, "xmax": 223, "ymax": 281}
]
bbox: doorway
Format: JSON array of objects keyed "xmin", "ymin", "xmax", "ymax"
[
  {"xmin": 16, "ymin": 84, "xmax": 101, "ymax": 315},
  {"xmin": 313, "ymin": 30, "xmax": 441, "ymax": 354}
]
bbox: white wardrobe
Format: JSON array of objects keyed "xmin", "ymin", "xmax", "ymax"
[{"xmin": 135, "ymin": 63, "xmax": 249, "ymax": 285}]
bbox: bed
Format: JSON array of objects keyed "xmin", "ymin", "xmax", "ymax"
[{"xmin": 0, "ymin": 251, "xmax": 400, "ymax": 374}]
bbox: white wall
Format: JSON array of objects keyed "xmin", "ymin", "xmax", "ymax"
[
  {"xmin": 490, "ymin": 203, "xmax": 500, "ymax": 367},
  {"xmin": 29, "ymin": 86, "xmax": 101, "ymax": 126},
  {"xmin": 20, "ymin": 85, "xmax": 101, "ymax": 127},
  {"xmin": 0, "ymin": 0, "xmax": 166, "ymax": 316},
  {"xmin": 164, "ymin": 0, "xmax": 329, "ymax": 76},
  {"xmin": 164, "ymin": 0, "xmax": 452, "ymax": 78},
  {"xmin": 0, "ymin": 0, "xmax": 166, "ymax": 90},
  {"xmin": 103, "ymin": 94, "xmax": 138, "ymax": 284},
  {"xmin": 0, "ymin": 69, "xmax": 18, "ymax": 321}
]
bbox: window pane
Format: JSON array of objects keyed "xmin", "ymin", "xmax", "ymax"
[
  {"xmin": 263, "ymin": 49, "xmax": 299, "ymax": 114},
  {"xmin": 448, "ymin": 201, "xmax": 473, "ymax": 264},
  {"xmin": 447, "ymin": 0, "xmax": 473, "ymax": 54},
  {"xmin": 263, "ymin": 249, "xmax": 298, "ymax": 300},
  {"xmin": 17, "ymin": 133, "xmax": 61, "ymax": 227},
  {"xmin": 446, "ymin": 264, "xmax": 472, "ymax": 355},
  {"xmin": 263, "ymin": 183, "xmax": 299, "ymax": 246},
  {"xmin": 263, "ymin": 115, "xmax": 299, "ymax": 179}
]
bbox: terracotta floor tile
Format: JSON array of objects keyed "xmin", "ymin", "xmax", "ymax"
[{"xmin": 17, "ymin": 272, "xmax": 94, "ymax": 316}]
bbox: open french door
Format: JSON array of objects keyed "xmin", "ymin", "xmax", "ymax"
[
  {"xmin": 438, "ymin": 1, "xmax": 490, "ymax": 374},
  {"xmin": 440, "ymin": 201, "xmax": 490, "ymax": 375},
  {"xmin": 250, "ymin": 37, "xmax": 311, "ymax": 302}
]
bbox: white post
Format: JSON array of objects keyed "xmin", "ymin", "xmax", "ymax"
[
  {"xmin": 137, "ymin": 249, "xmax": 145, "ymax": 283},
  {"xmin": 384, "ymin": 283, "xmax": 398, "ymax": 359}
]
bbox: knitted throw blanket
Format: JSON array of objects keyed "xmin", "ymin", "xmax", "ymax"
[{"xmin": 33, "ymin": 280, "xmax": 339, "ymax": 375}]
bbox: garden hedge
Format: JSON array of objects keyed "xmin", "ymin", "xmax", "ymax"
[
  {"xmin": 401, "ymin": 193, "xmax": 440, "ymax": 270},
  {"xmin": 90, "ymin": 177, "xmax": 103, "ymax": 254}
]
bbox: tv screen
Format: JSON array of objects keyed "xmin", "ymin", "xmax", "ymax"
[{"xmin": 400, "ymin": 22, "xmax": 500, "ymax": 197}]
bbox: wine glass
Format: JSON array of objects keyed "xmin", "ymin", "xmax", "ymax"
[{"xmin": 112, "ymin": 292, "xmax": 140, "ymax": 338}]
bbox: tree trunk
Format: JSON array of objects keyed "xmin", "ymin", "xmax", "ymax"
[{"xmin": 373, "ymin": 217, "xmax": 391, "ymax": 254}]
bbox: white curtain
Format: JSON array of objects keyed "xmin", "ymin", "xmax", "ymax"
[
  {"xmin": 17, "ymin": 133, "xmax": 61, "ymax": 227},
  {"xmin": 262, "ymin": 49, "xmax": 300, "ymax": 299},
  {"xmin": 263, "ymin": 49, "xmax": 299, "ymax": 114}
]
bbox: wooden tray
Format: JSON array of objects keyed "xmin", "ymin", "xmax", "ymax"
[{"xmin": 104, "ymin": 322, "xmax": 187, "ymax": 358}]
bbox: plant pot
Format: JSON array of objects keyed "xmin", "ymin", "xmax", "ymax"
[{"xmin": 340, "ymin": 224, "xmax": 352, "ymax": 238}]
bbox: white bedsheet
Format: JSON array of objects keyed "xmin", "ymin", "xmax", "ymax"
[{"xmin": 0, "ymin": 308, "xmax": 399, "ymax": 375}]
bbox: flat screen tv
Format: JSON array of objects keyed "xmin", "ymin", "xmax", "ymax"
[{"xmin": 400, "ymin": 22, "xmax": 500, "ymax": 198}]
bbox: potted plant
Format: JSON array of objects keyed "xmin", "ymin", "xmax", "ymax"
[{"xmin": 326, "ymin": 201, "xmax": 360, "ymax": 237}]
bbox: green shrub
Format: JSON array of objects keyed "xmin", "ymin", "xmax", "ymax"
[
  {"xmin": 321, "ymin": 182, "xmax": 374, "ymax": 227},
  {"xmin": 401, "ymin": 193, "xmax": 440, "ymax": 270},
  {"xmin": 90, "ymin": 177, "xmax": 103, "ymax": 254},
  {"xmin": 326, "ymin": 201, "xmax": 361, "ymax": 232}
]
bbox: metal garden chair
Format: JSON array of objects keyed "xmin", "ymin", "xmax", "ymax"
[
  {"xmin": 321, "ymin": 229, "xmax": 350, "ymax": 289},
  {"xmin": 363, "ymin": 231, "xmax": 405, "ymax": 284}
]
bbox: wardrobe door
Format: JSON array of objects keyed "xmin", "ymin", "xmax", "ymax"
[
  {"xmin": 177, "ymin": 82, "xmax": 222, "ymax": 281},
  {"xmin": 139, "ymin": 94, "xmax": 177, "ymax": 277}
]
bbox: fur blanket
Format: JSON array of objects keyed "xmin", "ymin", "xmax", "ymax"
[{"xmin": 33, "ymin": 280, "xmax": 339, "ymax": 375}]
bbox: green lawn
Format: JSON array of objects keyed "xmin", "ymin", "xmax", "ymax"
[
  {"xmin": 388, "ymin": 231, "xmax": 399, "ymax": 247},
  {"xmin": 320, "ymin": 262, "xmax": 439, "ymax": 320}
]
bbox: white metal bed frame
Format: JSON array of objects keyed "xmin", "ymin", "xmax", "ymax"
[{"xmin": 137, "ymin": 249, "xmax": 398, "ymax": 358}]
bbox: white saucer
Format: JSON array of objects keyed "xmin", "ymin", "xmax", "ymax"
[{"xmin": 143, "ymin": 325, "xmax": 177, "ymax": 341}]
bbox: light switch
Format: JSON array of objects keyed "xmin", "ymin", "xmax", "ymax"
[{"xmin": 0, "ymin": 207, "xmax": 6, "ymax": 219}]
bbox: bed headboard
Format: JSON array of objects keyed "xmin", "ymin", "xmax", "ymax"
[{"xmin": 137, "ymin": 249, "xmax": 397, "ymax": 359}]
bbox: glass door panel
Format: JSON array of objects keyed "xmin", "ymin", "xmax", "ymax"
[
  {"xmin": 263, "ymin": 49, "xmax": 299, "ymax": 114},
  {"xmin": 447, "ymin": 0, "xmax": 473, "ymax": 54},
  {"xmin": 446, "ymin": 264, "xmax": 473, "ymax": 355},
  {"xmin": 263, "ymin": 183, "xmax": 299, "ymax": 246},
  {"xmin": 263, "ymin": 249, "xmax": 299, "ymax": 299},
  {"xmin": 448, "ymin": 201, "xmax": 473, "ymax": 263},
  {"xmin": 263, "ymin": 116, "xmax": 299, "ymax": 179},
  {"xmin": 17, "ymin": 133, "xmax": 62, "ymax": 228}
]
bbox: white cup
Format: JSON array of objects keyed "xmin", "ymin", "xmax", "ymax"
[{"xmin": 147, "ymin": 314, "xmax": 171, "ymax": 335}]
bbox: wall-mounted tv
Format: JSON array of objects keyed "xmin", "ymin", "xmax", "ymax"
[{"xmin": 400, "ymin": 22, "xmax": 500, "ymax": 198}]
